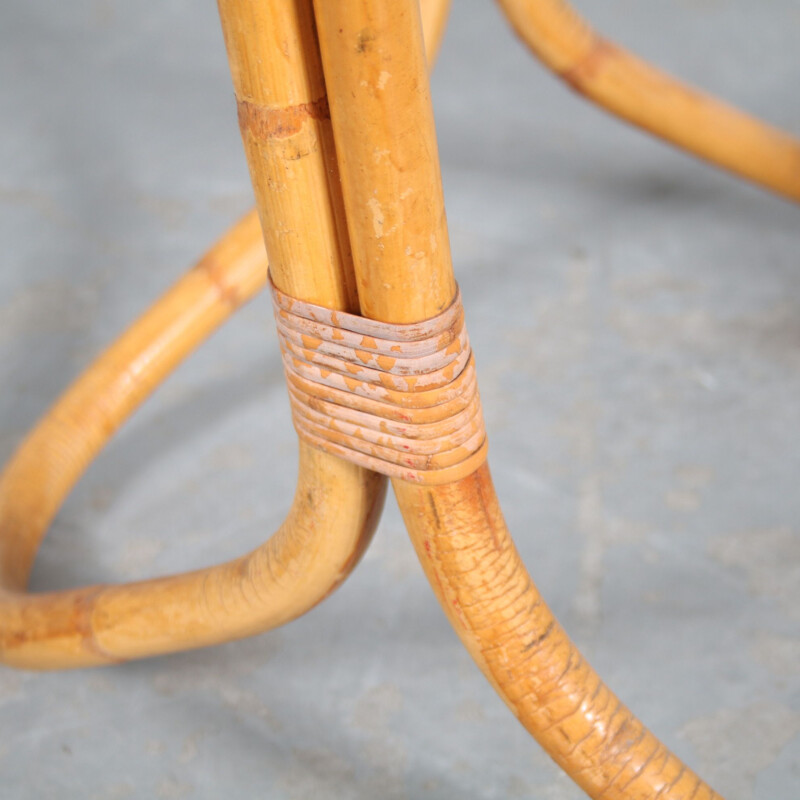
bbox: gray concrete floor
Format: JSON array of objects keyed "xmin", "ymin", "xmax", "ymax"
[{"xmin": 1, "ymin": 1, "xmax": 799, "ymax": 798}]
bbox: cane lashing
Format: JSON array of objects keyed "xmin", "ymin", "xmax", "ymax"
[{"xmin": 270, "ymin": 275, "xmax": 488, "ymax": 484}]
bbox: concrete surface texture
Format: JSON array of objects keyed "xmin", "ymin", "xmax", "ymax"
[{"xmin": 1, "ymin": 1, "xmax": 798, "ymax": 798}]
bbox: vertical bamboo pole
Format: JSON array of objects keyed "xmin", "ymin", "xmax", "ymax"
[
  {"xmin": 419, "ymin": 0, "xmax": 452, "ymax": 70},
  {"xmin": 217, "ymin": 0, "xmax": 358, "ymax": 310},
  {"xmin": 216, "ymin": 0, "xmax": 384, "ymax": 496},
  {"xmin": 216, "ymin": 0, "xmax": 390, "ymax": 642},
  {"xmin": 309, "ymin": 0, "xmax": 455, "ymax": 324},
  {"xmin": 313, "ymin": 2, "xmax": 722, "ymax": 798}
]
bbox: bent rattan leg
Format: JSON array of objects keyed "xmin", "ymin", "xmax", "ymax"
[
  {"xmin": 312, "ymin": 2, "xmax": 723, "ymax": 797},
  {"xmin": 496, "ymin": 0, "xmax": 800, "ymax": 203},
  {"xmin": 0, "ymin": 211, "xmax": 385, "ymax": 670},
  {"xmin": 0, "ymin": 0, "xmax": 448, "ymax": 671}
]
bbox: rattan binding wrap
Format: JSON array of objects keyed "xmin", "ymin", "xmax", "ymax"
[{"xmin": 270, "ymin": 274, "xmax": 488, "ymax": 484}]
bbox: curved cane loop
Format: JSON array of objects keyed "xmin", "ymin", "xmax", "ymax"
[
  {"xmin": 313, "ymin": 2, "xmax": 723, "ymax": 798},
  {"xmin": 497, "ymin": 0, "xmax": 800, "ymax": 203},
  {"xmin": 0, "ymin": 175, "xmax": 387, "ymax": 671},
  {"xmin": 0, "ymin": 0, "xmax": 450, "ymax": 671}
]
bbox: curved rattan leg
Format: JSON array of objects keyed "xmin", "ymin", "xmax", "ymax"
[
  {"xmin": 496, "ymin": 0, "xmax": 800, "ymax": 203},
  {"xmin": 312, "ymin": 2, "xmax": 724, "ymax": 797},
  {"xmin": 0, "ymin": 0, "xmax": 448, "ymax": 671},
  {"xmin": 0, "ymin": 210, "xmax": 386, "ymax": 670},
  {"xmin": 398, "ymin": 473, "xmax": 722, "ymax": 799}
]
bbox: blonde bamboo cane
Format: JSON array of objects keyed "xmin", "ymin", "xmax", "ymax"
[
  {"xmin": 420, "ymin": 0, "xmax": 451, "ymax": 67},
  {"xmin": 0, "ymin": 0, "xmax": 448, "ymax": 670},
  {"xmin": 497, "ymin": 0, "xmax": 800, "ymax": 202},
  {"xmin": 313, "ymin": 2, "xmax": 722, "ymax": 797},
  {"xmin": 0, "ymin": 211, "xmax": 384, "ymax": 670}
]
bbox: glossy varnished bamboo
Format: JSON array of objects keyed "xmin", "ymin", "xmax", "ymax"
[
  {"xmin": 313, "ymin": 2, "xmax": 722, "ymax": 797},
  {"xmin": 497, "ymin": 0, "xmax": 800, "ymax": 202}
]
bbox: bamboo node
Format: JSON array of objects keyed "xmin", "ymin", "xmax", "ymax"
[{"xmin": 237, "ymin": 96, "xmax": 331, "ymax": 141}]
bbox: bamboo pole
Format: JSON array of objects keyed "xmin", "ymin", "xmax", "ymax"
[
  {"xmin": 420, "ymin": 0, "xmax": 452, "ymax": 68},
  {"xmin": 312, "ymin": 2, "xmax": 723, "ymax": 797},
  {"xmin": 312, "ymin": 2, "xmax": 455, "ymax": 324},
  {"xmin": 0, "ymin": 0, "xmax": 449, "ymax": 670},
  {"xmin": 497, "ymin": 0, "xmax": 800, "ymax": 203}
]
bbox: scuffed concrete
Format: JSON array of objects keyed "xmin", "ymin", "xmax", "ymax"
[
  {"xmin": 710, "ymin": 527, "xmax": 800, "ymax": 623},
  {"xmin": 680, "ymin": 704, "xmax": 800, "ymax": 800}
]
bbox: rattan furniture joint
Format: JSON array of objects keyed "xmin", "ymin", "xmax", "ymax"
[{"xmin": 2, "ymin": 1, "xmax": 798, "ymax": 798}]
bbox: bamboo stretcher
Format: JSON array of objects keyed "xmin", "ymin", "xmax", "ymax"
[{"xmin": 1, "ymin": 0, "xmax": 794, "ymax": 797}]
